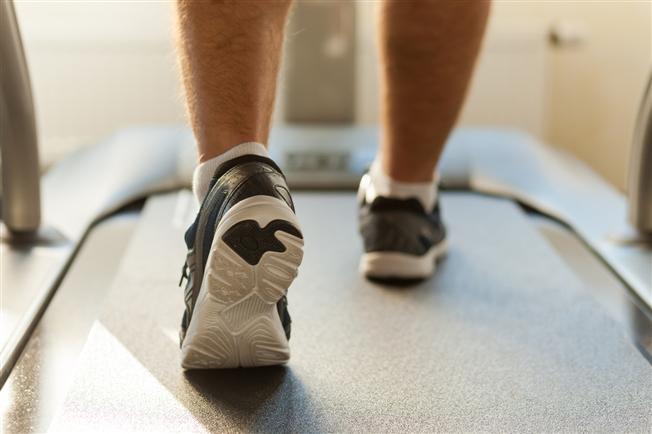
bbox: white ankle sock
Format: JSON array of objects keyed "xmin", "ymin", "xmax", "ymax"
[
  {"xmin": 192, "ymin": 142, "xmax": 269, "ymax": 203},
  {"xmin": 360, "ymin": 160, "xmax": 438, "ymax": 212}
]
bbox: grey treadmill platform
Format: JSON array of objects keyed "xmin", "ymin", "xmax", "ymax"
[{"xmin": 49, "ymin": 192, "xmax": 651, "ymax": 433}]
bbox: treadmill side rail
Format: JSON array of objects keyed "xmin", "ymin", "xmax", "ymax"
[{"xmin": 0, "ymin": 127, "xmax": 193, "ymax": 387}]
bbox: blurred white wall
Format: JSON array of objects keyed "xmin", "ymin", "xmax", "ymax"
[
  {"xmin": 15, "ymin": 1, "xmax": 184, "ymax": 164},
  {"xmin": 14, "ymin": 1, "xmax": 651, "ymax": 191},
  {"xmin": 492, "ymin": 1, "xmax": 651, "ymax": 191}
]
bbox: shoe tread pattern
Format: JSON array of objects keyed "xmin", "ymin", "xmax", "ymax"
[{"xmin": 181, "ymin": 221, "xmax": 303, "ymax": 369}]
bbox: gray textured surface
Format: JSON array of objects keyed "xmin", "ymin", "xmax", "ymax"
[
  {"xmin": 50, "ymin": 192, "xmax": 651, "ymax": 433},
  {"xmin": 1, "ymin": 213, "xmax": 139, "ymax": 433}
]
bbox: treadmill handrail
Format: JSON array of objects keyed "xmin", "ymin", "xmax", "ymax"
[
  {"xmin": 628, "ymin": 72, "xmax": 652, "ymax": 234},
  {"xmin": 0, "ymin": 0, "xmax": 41, "ymax": 233}
]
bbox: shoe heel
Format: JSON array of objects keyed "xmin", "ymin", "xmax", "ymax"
[{"xmin": 181, "ymin": 196, "xmax": 303, "ymax": 369}]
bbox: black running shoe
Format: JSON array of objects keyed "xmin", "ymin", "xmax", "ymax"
[
  {"xmin": 358, "ymin": 173, "xmax": 447, "ymax": 281},
  {"xmin": 179, "ymin": 154, "xmax": 303, "ymax": 369}
]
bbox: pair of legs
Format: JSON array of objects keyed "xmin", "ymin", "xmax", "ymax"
[
  {"xmin": 176, "ymin": 0, "xmax": 490, "ymax": 183},
  {"xmin": 176, "ymin": 0, "xmax": 489, "ymax": 368}
]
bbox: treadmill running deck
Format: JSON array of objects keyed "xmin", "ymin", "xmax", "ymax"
[{"xmin": 49, "ymin": 192, "xmax": 651, "ymax": 432}]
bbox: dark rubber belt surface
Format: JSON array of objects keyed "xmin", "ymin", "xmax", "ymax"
[{"xmin": 50, "ymin": 192, "xmax": 651, "ymax": 432}]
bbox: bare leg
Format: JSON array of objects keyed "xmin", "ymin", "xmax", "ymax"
[
  {"xmin": 378, "ymin": 0, "xmax": 490, "ymax": 182},
  {"xmin": 175, "ymin": 0, "xmax": 292, "ymax": 163}
]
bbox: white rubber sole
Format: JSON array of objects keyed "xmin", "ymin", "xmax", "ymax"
[
  {"xmin": 181, "ymin": 196, "xmax": 303, "ymax": 369},
  {"xmin": 360, "ymin": 239, "xmax": 448, "ymax": 280}
]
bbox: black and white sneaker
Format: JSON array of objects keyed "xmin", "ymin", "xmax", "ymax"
[
  {"xmin": 358, "ymin": 173, "xmax": 447, "ymax": 281},
  {"xmin": 179, "ymin": 155, "xmax": 303, "ymax": 369}
]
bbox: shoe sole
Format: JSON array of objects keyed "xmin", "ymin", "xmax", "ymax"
[
  {"xmin": 181, "ymin": 196, "xmax": 303, "ymax": 369},
  {"xmin": 360, "ymin": 239, "xmax": 448, "ymax": 280}
]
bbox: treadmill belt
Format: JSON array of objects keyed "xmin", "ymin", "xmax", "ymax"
[{"xmin": 50, "ymin": 192, "xmax": 651, "ymax": 432}]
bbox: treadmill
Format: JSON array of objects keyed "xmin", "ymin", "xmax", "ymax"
[{"xmin": 2, "ymin": 2, "xmax": 651, "ymax": 432}]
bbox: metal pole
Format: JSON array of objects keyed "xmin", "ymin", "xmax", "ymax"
[
  {"xmin": 628, "ymin": 73, "xmax": 652, "ymax": 234},
  {"xmin": 0, "ymin": 0, "xmax": 41, "ymax": 234}
]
